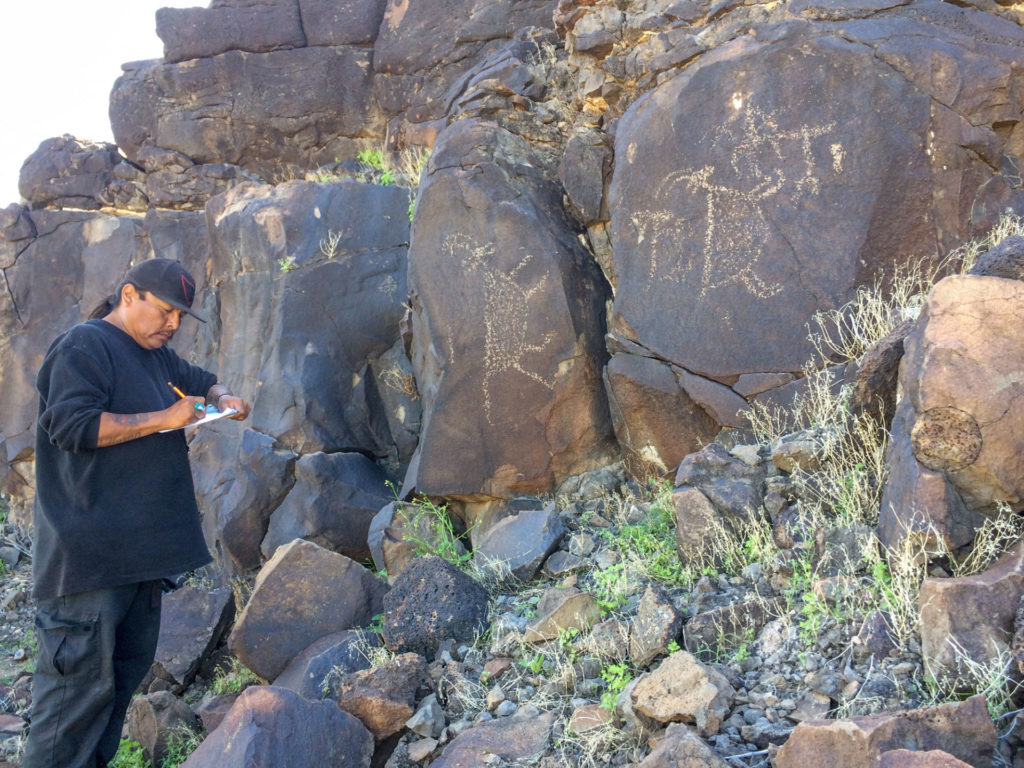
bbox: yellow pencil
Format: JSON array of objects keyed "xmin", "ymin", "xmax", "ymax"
[{"xmin": 168, "ymin": 382, "xmax": 187, "ymax": 399}]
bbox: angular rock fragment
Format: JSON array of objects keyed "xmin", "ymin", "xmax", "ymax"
[
  {"xmin": 229, "ymin": 539, "xmax": 387, "ymax": 680},
  {"xmin": 151, "ymin": 587, "xmax": 235, "ymax": 692},
  {"xmin": 330, "ymin": 652, "xmax": 431, "ymax": 740},
  {"xmin": 472, "ymin": 504, "xmax": 566, "ymax": 583},
  {"xmin": 773, "ymin": 695, "xmax": 995, "ymax": 768},
  {"xmin": 629, "ymin": 585, "xmax": 684, "ymax": 667},
  {"xmin": 180, "ymin": 686, "xmax": 373, "ymax": 768},
  {"xmin": 630, "ymin": 651, "xmax": 735, "ymax": 737},
  {"xmin": 273, "ymin": 629, "xmax": 377, "ymax": 701}
]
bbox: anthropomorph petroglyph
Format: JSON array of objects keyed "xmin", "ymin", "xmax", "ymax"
[
  {"xmin": 443, "ymin": 234, "xmax": 555, "ymax": 423},
  {"xmin": 632, "ymin": 103, "xmax": 838, "ymax": 298}
]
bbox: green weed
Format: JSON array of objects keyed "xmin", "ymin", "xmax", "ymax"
[
  {"xmin": 210, "ymin": 657, "xmax": 261, "ymax": 697},
  {"xmin": 599, "ymin": 662, "xmax": 633, "ymax": 711},
  {"xmin": 109, "ymin": 740, "xmax": 150, "ymax": 768}
]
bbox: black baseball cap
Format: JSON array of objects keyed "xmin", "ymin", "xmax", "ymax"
[{"xmin": 124, "ymin": 259, "xmax": 205, "ymax": 322}]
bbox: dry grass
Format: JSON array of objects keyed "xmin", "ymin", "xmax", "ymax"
[{"xmin": 949, "ymin": 503, "xmax": 1024, "ymax": 578}]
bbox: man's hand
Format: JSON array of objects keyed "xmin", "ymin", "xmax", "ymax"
[
  {"xmin": 217, "ymin": 394, "xmax": 251, "ymax": 421},
  {"xmin": 96, "ymin": 397, "xmax": 204, "ymax": 447}
]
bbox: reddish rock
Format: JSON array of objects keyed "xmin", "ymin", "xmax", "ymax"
[
  {"xmin": 126, "ymin": 691, "xmax": 199, "ymax": 767},
  {"xmin": 481, "ymin": 658, "xmax": 513, "ymax": 683},
  {"xmin": 568, "ymin": 704, "xmax": 613, "ymax": 734},
  {"xmin": 919, "ymin": 541, "xmax": 1024, "ymax": 682},
  {"xmin": 878, "ymin": 749, "xmax": 974, "ymax": 768},
  {"xmin": 331, "ymin": 652, "xmax": 431, "ymax": 741},
  {"xmin": 604, "ymin": 353, "xmax": 718, "ymax": 478},
  {"xmin": 524, "ymin": 589, "xmax": 602, "ymax": 642},
  {"xmin": 773, "ymin": 695, "xmax": 995, "ymax": 768}
]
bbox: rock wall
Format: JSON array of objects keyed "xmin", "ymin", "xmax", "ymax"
[{"xmin": 2, "ymin": 0, "xmax": 1024, "ymax": 569}]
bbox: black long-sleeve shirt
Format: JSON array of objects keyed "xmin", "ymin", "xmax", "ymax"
[{"xmin": 32, "ymin": 319, "xmax": 216, "ymax": 599}]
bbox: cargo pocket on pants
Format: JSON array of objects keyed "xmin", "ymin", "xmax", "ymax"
[{"xmin": 35, "ymin": 611, "xmax": 100, "ymax": 679}]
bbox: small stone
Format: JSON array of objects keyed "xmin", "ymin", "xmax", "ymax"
[
  {"xmin": 481, "ymin": 658, "xmax": 513, "ymax": 683},
  {"xmin": 593, "ymin": 549, "xmax": 619, "ymax": 569},
  {"xmin": 407, "ymin": 737, "xmax": 439, "ymax": 762},
  {"xmin": 569, "ymin": 533, "xmax": 596, "ymax": 557},
  {"xmin": 495, "ymin": 701, "xmax": 518, "ymax": 717},
  {"xmin": 486, "ymin": 684, "xmax": 506, "ymax": 712},
  {"xmin": 568, "ymin": 704, "xmax": 614, "ymax": 734}
]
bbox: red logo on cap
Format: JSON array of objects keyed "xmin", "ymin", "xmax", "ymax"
[{"xmin": 180, "ymin": 275, "xmax": 195, "ymax": 307}]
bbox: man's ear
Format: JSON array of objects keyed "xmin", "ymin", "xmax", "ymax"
[{"xmin": 121, "ymin": 284, "xmax": 138, "ymax": 305}]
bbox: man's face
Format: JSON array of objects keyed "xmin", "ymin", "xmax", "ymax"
[{"xmin": 123, "ymin": 287, "xmax": 187, "ymax": 349}]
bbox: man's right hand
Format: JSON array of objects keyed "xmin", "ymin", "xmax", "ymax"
[{"xmin": 96, "ymin": 397, "xmax": 205, "ymax": 447}]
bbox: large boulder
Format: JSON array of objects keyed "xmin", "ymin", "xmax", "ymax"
[
  {"xmin": 405, "ymin": 117, "xmax": 616, "ymax": 501},
  {"xmin": 602, "ymin": 2, "xmax": 1024, "ymax": 434},
  {"xmin": 372, "ymin": 0, "xmax": 557, "ymax": 142},
  {"xmin": 773, "ymin": 695, "xmax": 995, "ymax": 768},
  {"xmin": 180, "ymin": 685, "xmax": 374, "ymax": 768},
  {"xmin": 155, "ymin": 0, "xmax": 307, "ymax": 63},
  {"xmin": 205, "ymin": 181, "xmax": 413, "ymax": 466},
  {"xmin": 18, "ymin": 135, "xmax": 132, "ymax": 211},
  {"xmin": 110, "ymin": 47, "xmax": 383, "ymax": 175},
  {"xmin": 229, "ymin": 539, "xmax": 387, "ymax": 680},
  {"xmin": 880, "ymin": 275, "xmax": 1024, "ymax": 555},
  {"xmin": 261, "ymin": 451, "xmax": 392, "ymax": 562}
]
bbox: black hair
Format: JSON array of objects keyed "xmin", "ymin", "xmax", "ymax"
[{"xmin": 87, "ymin": 282, "xmax": 148, "ymax": 320}]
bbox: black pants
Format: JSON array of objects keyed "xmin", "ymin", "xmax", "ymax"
[{"xmin": 21, "ymin": 581, "xmax": 163, "ymax": 768}]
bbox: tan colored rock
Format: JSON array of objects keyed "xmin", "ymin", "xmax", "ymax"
[
  {"xmin": 919, "ymin": 541, "xmax": 1024, "ymax": 682},
  {"xmin": 878, "ymin": 749, "xmax": 973, "ymax": 768},
  {"xmin": 904, "ymin": 275, "xmax": 1024, "ymax": 510},
  {"xmin": 524, "ymin": 591, "xmax": 602, "ymax": 642},
  {"xmin": 773, "ymin": 695, "xmax": 995, "ymax": 768},
  {"xmin": 568, "ymin": 704, "xmax": 614, "ymax": 734},
  {"xmin": 636, "ymin": 722, "xmax": 731, "ymax": 768},
  {"xmin": 630, "ymin": 651, "xmax": 735, "ymax": 737},
  {"xmin": 407, "ymin": 738, "xmax": 439, "ymax": 762}
]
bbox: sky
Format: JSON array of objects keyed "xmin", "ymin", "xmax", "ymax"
[{"xmin": 0, "ymin": 0, "xmax": 201, "ymax": 205}]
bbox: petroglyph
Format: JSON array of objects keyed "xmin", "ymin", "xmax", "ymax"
[
  {"xmin": 635, "ymin": 103, "xmax": 839, "ymax": 298},
  {"xmin": 443, "ymin": 234, "xmax": 555, "ymax": 423}
]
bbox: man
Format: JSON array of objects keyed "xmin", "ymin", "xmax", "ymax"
[{"xmin": 22, "ymin": 258, "xmax": 251, "ymax": 768}]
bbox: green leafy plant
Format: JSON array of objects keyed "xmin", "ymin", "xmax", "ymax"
[
  {"xmin": 110, "ymin": 740, "xmax": 151, "ymax": 768},
  {"xmin": 404, "ymin": 494, "xmax": 474, "ymax": 569},
  {"xmin": 159, "ymin": 730, "xmax": 202, "ymax": 768},
  {"xmin": 592, "ymin": 562, "xmax": 630, "ymax": 616},
  {"xmin": 519, "ymin": 652, "xmax": 545, "ymax": 675},
  {"xmin": 210, "ymin": 657, "xmax": 261, "ymax": 697},
  {"xmin": 277, "ymin": 255, "xmax": 297, "ymax": 273},
  {"xmin": 599, "ymin": 662, "xmax": 633, "ymax": 711}
]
